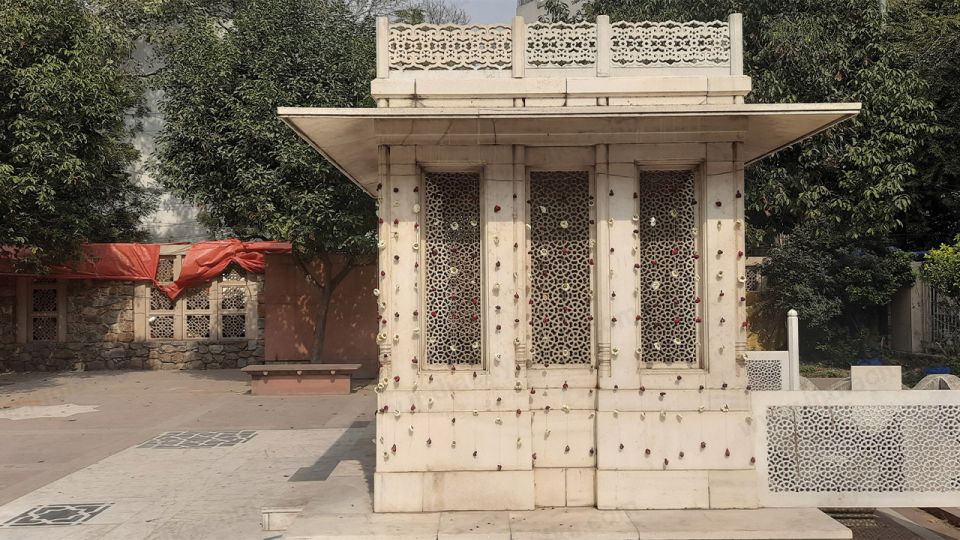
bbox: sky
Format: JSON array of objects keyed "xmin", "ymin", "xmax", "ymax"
[{"xmin": 460, "ymin": 0, "xmax": 517, "ymax": 23}]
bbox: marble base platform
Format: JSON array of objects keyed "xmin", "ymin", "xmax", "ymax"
[{"xmin": 279, "ymin": 507, "xmax": 851, "ymax": 540}]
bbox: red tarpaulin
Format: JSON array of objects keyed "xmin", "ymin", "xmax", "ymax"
[
  {"xmin": 0, "ymin": 240, "xmax": 292, "ymax": 299},
  {"xmin": 159, "ymin": 240, "xmax": 291, "ymax": 299},
  {"xmin": 0, "ymin": 243, "xmax": 160, "ymax": 281}
]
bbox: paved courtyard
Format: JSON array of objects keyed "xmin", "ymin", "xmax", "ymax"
[
  {"xmin": 0, "ymin": 370, "xmax": 955, "ymax": 539},
  {"xmin": 0, "ymin": 370, "xmax": 376, "ymax": 538}
]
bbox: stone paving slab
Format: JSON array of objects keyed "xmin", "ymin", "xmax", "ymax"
[
  {"xmin": 282, "ymin": 507, "xmax": 853, "ymax": 540},
  {"xmin": 283, "ymin": 512, "xmax": 443, "ymax": 540},
  {"xmin": 438, "ymin": 511, "xmax": 511, "ymax": 540},
  {"xmin": 0, "ymin": 427, "xmax": 374, "ymax": 540},
  {"xmin": 510, "ymin": 508, "xmax": 639, "ymax": 540},
  {"xmin": 626, "ymin": 508, "xmax": 852, "ymax": 539}
]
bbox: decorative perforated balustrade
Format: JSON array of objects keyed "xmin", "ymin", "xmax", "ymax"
[{"xmin": 377, "ymin": 15, "xmax": 742, "ymax": 78}]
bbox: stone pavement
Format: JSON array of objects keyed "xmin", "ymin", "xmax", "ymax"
[
  {"xmin": 0, "ymin": 370, "xmax": 955, "ymax": 539},
  {"xmin": 0, "ymin": 370, "xmax": 376, "ymax": 539}
]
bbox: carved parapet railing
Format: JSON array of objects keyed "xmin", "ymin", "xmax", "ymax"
[
  {"xmin": 610, "ymin": 20, "xmax": 730, "ymax": 66},
  {"xmin": 387, "ymin": 23, "xmax": 513, "ymax": 71},
  {"xmin": 376, "ymin": 14, "xmax": 743, "ymax": 78}
]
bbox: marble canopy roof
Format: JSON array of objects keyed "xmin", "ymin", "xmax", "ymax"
[{"xmin": 278, "ymin": 102, "xmax": 861, "ymax": 196}]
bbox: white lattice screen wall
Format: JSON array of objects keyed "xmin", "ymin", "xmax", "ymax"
[
  {"xmin": 423, "ymin": 171, "xmax": 483, "ymax": 366},
  {"xmin": 637, "ymin": 170, "xmax": 699, "ymax": 366},
  {"xmin": 383, "ymin": 19, "xmax": 734, "ymax": 71},
  {"xmin": 388, "ymin": 24, "xmax": 512, "ymax": 71},
  {"xmin": 610, "ymin": 21, "xmax": 730, "ymax": 66},
  {"xmin": 529, "ymin": 171, "xmax": 593, "ymax": 366},
  {"xmin": 753, "ymin": 391, "xmax": 960, "ymax": 507},
  {"xmin": 743, "ymin": 351, "xmax": 789, "ymax": 391},
  {"xmin": 526, "ymin": 22, "xmax": 598, "ymax": 67}
]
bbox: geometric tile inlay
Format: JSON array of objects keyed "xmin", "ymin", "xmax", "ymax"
[
  {"xmin": 137, "ymin": 430, "xmax": 257, "ymax": 449},
  {"xmin": 3, "ymin": 504, "xmax": 111, "ymax": 527}
]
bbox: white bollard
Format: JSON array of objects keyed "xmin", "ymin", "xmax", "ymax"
[{"xmin": 787, "ymin": 309, "xmax": 800, "ymax": 390}]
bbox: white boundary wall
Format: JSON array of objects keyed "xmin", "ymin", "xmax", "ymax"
[{"xmin": 752, "ymin": 390, "xmax": 960, "ymax": 508}]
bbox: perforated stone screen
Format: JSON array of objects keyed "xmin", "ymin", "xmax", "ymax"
[
  {"xmin": 389, "ymin": 24, "xmax": 512, "ymax": 71},
  {"xmin": 745, "ymin": 359, "xmax": 783, "ymax": 391},
  {"xmin": 611, "ymin": 20, "xmax": 730, "ymax": 66},
  {"xmin": 526, "ymin": 22, "xmax": 597, "ymax": 67},
  {"xmin": 150, "ymin": 315, "xmax": 174, "ymax": 339},
  {"xmin": 221, "ymin": 287, "xmax": 246, "ymax": 310},
  {"xmin": 529, "ymin": 171, "xmax": 593, "ymax": 365},
  {"xmin": 156, "ymin": 257, "xmax": 175, "ymax": 282},
  {"xmin": 766, "ymin": 405, "xmax": 960, "ymax": 493},
  {"xmin": 186, "ymin": 314, "xmax": 211, "ymax": 338},
  {"xmin": 222, "ymin": 265, "xmax": 246, "ymax": 282},
  {"xmin": 150, "ymin": 288, "xmax": 174, "ymax": 311},
  {"xmin": 423, "ymin": 172, "xmax": 482, "ymax": 366},
  {"xmin": 31, "ymin": 317, "xmax": 57, "ymax": 342},
  {"xmin": 221, "ymin": 314, "xmax": 246, "ymax": 338},
  {"xmin": 637, "ymin": 170, "xmax": 699, "ymax": 365},
  {"xmin": 31, "ymin": 288, "xmax": 57, "ymax": 313},
  {"xmin": 184, "ymin": 287, "xmax": 211, "ymax": 311}
]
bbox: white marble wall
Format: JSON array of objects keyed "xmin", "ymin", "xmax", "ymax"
[{"xmin": 374, "ymin": 142, "xmax": 755, "ymax": 512}]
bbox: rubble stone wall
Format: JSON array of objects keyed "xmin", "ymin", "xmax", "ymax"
[{"xmin": 0, "ymin": 280, "xmax": 264, "ymax": 372}]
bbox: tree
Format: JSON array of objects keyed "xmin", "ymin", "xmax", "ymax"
[
  {"xmin": 539, "ymin": 0, "xmax": 574, "ymax": 22},
  {"xmin": 920, "ymin": 235, "xmax": 960, "ymax": 301},
  {"xmin": 754, "ymin": 221, "xmax": 914, "ymax": 363},
  {"xmin": 584, "ymin": 0, "xmax": 939, "ymax": 243},
  {"xmin": 153, "ymin": 0, "xmax": 378, "ymax": 361},
  {"xmin": 394, "ymin": 0, "xmax": 469, "ymax": 24},
  {"xmin": 0, "ymin": 0, "xmax": 155, "ymax": 270},
  {"xmin": 888, "ymin": 0, "xmax": 960, "ymax": 249}
]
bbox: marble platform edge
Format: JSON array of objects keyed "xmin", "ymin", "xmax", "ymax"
[{"xmin": 280, "ymin": 507, "xmax": 852, "ymax": 540}]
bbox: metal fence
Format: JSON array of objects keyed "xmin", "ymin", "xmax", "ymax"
[{"xmin": 921, "ymin": 283, "xmax": 960, "ymax": 346}]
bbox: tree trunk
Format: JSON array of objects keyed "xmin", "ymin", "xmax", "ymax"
[
  {"xmin": 300, "ymin": 252, "xmax": 355, "ymax": 364},
  {"xmin": 310, "ymin": 286, "xmax": 333, "ymax": 363}
]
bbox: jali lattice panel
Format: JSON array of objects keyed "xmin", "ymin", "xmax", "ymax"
[
  {"xmin": 526, "ymin": 22, "xmax": 597, "ymax": 67},
  {"xmin": 389, "ymin": 24, "xmax": 512, "ymax": 70},
  {"xmin": 745, "ymin": 358, "xmax": 783, "ymax": 391},
  {"xmin": 610, "ymin": 20, "xmax": 730, "ymax": 66},
  {"xmin": 423, "ymin": 172, "xmax": 482, "ymax": 366},
  {"xmin": 637, "ymin": 170, "xmax": 699, "ymax": 365},
  {"xmin": 766, "ymin": 405, "xmax": 960, "ymax": 493},
  {"xmin": 529, "ymin": 171, "xmax": 593, "ymax": 365}
]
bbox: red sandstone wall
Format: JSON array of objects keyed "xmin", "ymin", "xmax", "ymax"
[{"xmin": 262, "ymin": 254, "xmax": 378, "ymax": 378}]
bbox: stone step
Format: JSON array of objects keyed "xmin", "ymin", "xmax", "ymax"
[{"xmin": 281, "ymin": 507, "xmax": 851, "ymax": 540}]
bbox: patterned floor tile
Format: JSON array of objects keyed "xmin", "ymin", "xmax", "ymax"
[
  {"xmin": 3, "ymin": 504, "xmax": 111, "ymax": 527},
  {"xmin": 137, "ymin": 431, "xmax": 257, "ymax": 449}
]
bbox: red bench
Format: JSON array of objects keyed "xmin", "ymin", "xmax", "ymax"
[{"xmin": 241, "ymin": 363, "xmax": 361, "ymax": 395}]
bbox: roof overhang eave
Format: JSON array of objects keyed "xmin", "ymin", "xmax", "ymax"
[{"xmin": 278, "ymin": 103, "xmax": 862, "ymax": 197}]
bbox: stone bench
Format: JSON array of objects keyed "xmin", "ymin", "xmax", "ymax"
[{"xmin": 241, "ymin": 363, "xmax": 360, "ymax": 396}]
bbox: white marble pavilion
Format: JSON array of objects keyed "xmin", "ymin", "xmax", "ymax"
[{"xmin": 279, "ymin": 14, "xmax": 870, "ymax": 512}]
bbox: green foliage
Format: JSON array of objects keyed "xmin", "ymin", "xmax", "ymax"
[
  {"xmin": 394, "ymin": 0, "xmax": 468, "ymax": 24},
  {"xmin": 888, "ymin": 0, "xmax": 960, "ymax": 248},
  {"xmin": 755, "ymin": 222, "xmax": 914, "ymax": 363},
  {"xmin": 920, "ymin": 235, "xmax": 960, "ymax": 300},
  {"xmin": 584, "ymin": 0, "xmax": 939, "ymax": 243},
  {"xmin": 540, "ymin": 0, "xmax": 573, "ymax": 22},
  {"xmin": 0, "ymin": 0, "xmax": 154, "ymax": 270},
  {"xmin": 153, "ymin": 0, "xmax": 377, "ymax": 260},
  {"xmin": 394, "ymin": 7, "xmax": 428, "ymax": 23}
]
